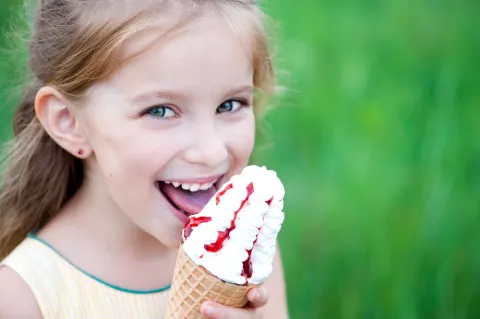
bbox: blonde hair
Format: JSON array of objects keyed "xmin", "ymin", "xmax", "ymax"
[{"xmin": 0, "ymin": 0, "xmax": 275, "ymax": 259}]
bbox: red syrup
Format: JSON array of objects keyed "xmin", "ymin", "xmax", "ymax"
[
  {"xmin": 266, "ymin": 197, "xmax": 273, "ymax": 206},
  {"xmin": 241, "ymin": 247, "xmax": 254, "ymax": 280},
  {"xmin": 240, "ymin": 196, "xmax": 274, "ymax": 284},
  {"xmin": 241, "ymin": 225, "xmax": 262, "ymax": 283},
  {"xmin": 183, "ymin": 183, "xmax": 234, "ymax": 239},
  {"xmin": 186, "ymin": 181, "xmax": 275, "ymax": 285},
  {"xmin": 216, "ymin": 183, "xmax": 233, "ymax": 205},
  {"xmin": 183, "ymin": 216, "xmax": 212, "ymax": 239},
  {"xmin": 204, "ymin": 183, "xmax": 255, "ymax": 253}
]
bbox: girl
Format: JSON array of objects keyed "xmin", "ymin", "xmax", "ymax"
[{"xmin": 0, "ymin": 0, "xmax": 288, "ymax": 318}]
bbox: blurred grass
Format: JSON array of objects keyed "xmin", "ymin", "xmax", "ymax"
[{"xmin": 1, "ymin": 0, "xmax": 480, "ymax": 318}]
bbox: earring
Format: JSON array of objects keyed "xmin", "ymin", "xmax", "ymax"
[{"xmin": 77, "ymin": 149, "xmax": 84, "ymax": 156}]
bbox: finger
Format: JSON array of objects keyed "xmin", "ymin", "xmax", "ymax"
[
  {"xmin": 201, "ymin": 301, "xmax": 251, "ymax": 319},
  {"xmin": 246, "ymin": 286, "xmax": 269, "ymax": 308}
]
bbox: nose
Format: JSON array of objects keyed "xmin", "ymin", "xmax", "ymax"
[{"xmin": 183, "ymin": 122, "xmax": 228, "ymax": 167}]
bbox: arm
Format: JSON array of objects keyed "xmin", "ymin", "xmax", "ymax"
[
  {"xmin": 260, "ymin": 244, "xmax": 289, "ymax": 318},
  {"xmin": 0, "ymin": 266, "xmax": 43, "ymax": 319}
]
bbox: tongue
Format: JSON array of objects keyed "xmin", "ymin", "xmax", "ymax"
[{"xmin": 160, "ymin": 183, "xmax": 217, "ymax": 215}]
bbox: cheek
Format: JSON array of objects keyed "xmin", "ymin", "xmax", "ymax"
[
  {"xmin": 96, "ymin": 139, "xmax": 165, "ymax": 184},
  {"xmin": 84, "ymin": 114, "xmax": 167, "ymax": 182},
  {"xmin": 225, "ymin": 115, "xmax": 256, "ymax": 163},
  {"xmin": 85, "ymin": 126, "xmax": 168, "ymax": 217}
]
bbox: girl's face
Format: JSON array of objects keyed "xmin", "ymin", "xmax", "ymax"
[{"xmin": 76, "ymin": 12, "xmax": 256, "ymax": 247}]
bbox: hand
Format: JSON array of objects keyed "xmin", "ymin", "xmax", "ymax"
[{"xmin": 200, "ymin": 287, "xmax": 268, "ymax": 319}]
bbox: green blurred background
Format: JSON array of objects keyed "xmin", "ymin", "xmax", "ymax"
[{"xmin": 1, "ymin": 0, "xmax": 480, "ymax": 318}]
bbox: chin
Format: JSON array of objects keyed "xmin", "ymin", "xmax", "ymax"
[
  {"xmin": 147, "ymin": 228, "xmax": 183, "ymax": 249},
  {"xmin": 162, "ymin": 236, "xmax": 183, "ymax": 249}
]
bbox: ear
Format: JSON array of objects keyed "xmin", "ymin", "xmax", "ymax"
[{"xmin": 34, "ymin": 86, "xmax": 92, "ymax": 159}]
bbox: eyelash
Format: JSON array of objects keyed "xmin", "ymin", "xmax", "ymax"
[
  {"xmin": 216, "ymin": 99, "xmax": 250, "ymax": 114},
  {"xmin": 141, "ymin": 99, "xmax": 251, "ymax": 120},
  {"xmin": 141, "ymin": 105, "xmax": 177, "ymax": 120}
]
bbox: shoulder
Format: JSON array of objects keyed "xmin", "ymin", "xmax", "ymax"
[{"xmin": 0, "ymin": 266, "xmax": 42, "ymax": 318}]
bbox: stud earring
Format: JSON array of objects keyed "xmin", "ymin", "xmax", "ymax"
[{"xmin": 77, "ymin": 149, "xmax": 84, "ymax": 156}]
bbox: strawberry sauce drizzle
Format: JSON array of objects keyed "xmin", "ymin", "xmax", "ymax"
[
  {"xmin": 183, "ymin": 216, "xmax": 212, "ymax": 239},
  {"xmin": 240, "ymin": 196, "xmax": 273, "ymax": 283},
  {"xmin": 266, "ymin": 197, "xmax": 273, "ymax": 206},
  {"xmin": 204, "ymin": 183, "xmax": 255, "ymax": 253},
  {"xmin": 184, "ymin": 183, "xmax": 275, "ymax": 285},
  {"xmin": 216, "ymin": 183, "xmax": 233, "ymax": 205},
  {"xmin": 241, "ymin": 245, "xmax": 255, "ymax": 280},
  {"xmin": 183, "ymin": 183, "xmax": 234, "ymax": 239}
]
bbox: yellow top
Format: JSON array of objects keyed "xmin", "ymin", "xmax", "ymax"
[{"xmin": 1, "ymin": 234, "xmax": 171, "ymax": 319}]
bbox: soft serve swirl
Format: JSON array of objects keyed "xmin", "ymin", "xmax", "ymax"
[{"xmin": 182, "ymin": 165, "xmax": 285, "ymax": 285}]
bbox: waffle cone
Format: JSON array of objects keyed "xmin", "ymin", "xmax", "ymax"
[{"xmin": 165, "ymin": 245, "xmax": 258, "ymax": 319}]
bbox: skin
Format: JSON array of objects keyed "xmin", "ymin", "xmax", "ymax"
[{"xmin": 0, "ymin": 9, "xmax": 289, "ymax": 319}]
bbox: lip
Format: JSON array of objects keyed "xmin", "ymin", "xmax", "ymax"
[
  {"xmin": 162, "ymin": 174, "xmax": 225, "ymax": 184},
  {"xmin": 155, "ymin": 173, "xmax": 230, "ymax": 223}
]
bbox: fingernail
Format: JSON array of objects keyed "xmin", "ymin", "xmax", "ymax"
[
  {"xmin": 203, "ymin": 303, "xmax": 217, "ymax": 316},
  {"xmin": 253, "ymin": 290, "xmax": 261, "ymax": 300}
]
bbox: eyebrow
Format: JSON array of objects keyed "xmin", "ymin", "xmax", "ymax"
[
  {"xmin": 131, "ymin": 85, "xmax": 254, "ymax": 105},
  {"xmin": 223, "ymin": 85, "xmax": 254, "ymax": 98},
  {"xmin": 131, "ymin": 91, "xmax": 183, "ymax": 105}
]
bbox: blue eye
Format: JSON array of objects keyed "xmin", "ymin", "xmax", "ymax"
[
  {"xmin": 217, "ymin": 100, "xmax": 243, "ymax": 114},
  {"xmin": 145, "ymin": 106, "xmax": 176, "ymax": 119}
]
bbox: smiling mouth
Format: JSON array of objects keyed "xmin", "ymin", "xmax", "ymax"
[{"xmin": 157, "ymin": 178, "xmax": 222, "ymax": 216}]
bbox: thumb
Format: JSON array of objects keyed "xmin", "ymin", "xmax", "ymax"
[{"xmin": 201, "ymin": 301, "xmax": 250, "ymax": 319}]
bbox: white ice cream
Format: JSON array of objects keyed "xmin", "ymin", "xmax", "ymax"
[{"xmin": 182, "ymin": 165, "xmax": 285, "ymax": 285}]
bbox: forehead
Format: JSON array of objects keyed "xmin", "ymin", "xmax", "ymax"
[{"xmin": 100, "ymin": 10, "xmax": 255, "ymax": 99}]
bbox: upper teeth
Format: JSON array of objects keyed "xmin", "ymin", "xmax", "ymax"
[{"xmin": 165, "ymin": 180, "xmax": 217, "ymax": 192}]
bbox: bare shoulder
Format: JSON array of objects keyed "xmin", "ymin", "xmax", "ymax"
[{"xmin": 0, "ymin": 266, "xmax": 42, "ymax": 318}]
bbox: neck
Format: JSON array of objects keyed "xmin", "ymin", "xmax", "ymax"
[
  {"xmin": 35, "ymin": 171, "xmax": 178, "ymax": 291},
  {"xmin": 44, "ymin": 176, "xmax": 172, "ymax": 261}
]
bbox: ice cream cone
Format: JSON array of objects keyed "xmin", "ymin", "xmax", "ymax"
[{"xmin": 165, "ymin": 245, "xmax": 258, "ymax": 319}]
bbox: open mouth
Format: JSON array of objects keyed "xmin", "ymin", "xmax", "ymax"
[{"xmin": 157, "ymin": 177, "xmax": 222, "ymax": 217}]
